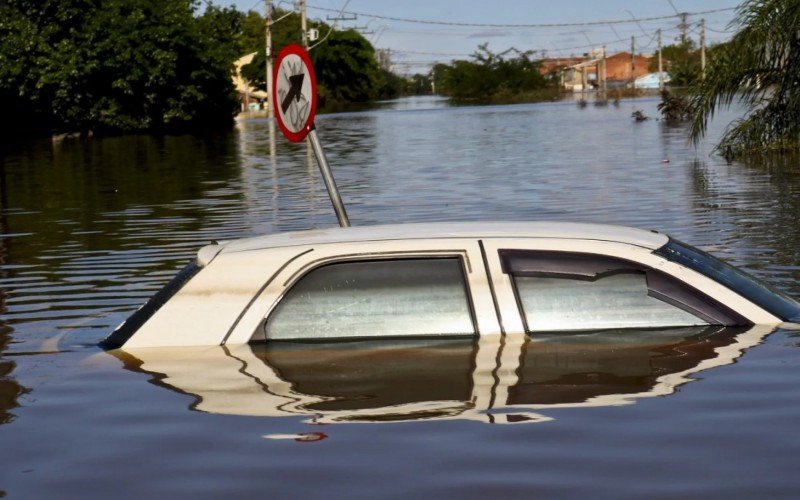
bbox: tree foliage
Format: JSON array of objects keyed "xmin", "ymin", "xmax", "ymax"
[
  {"xmin": 432, "ymin": 44, "xmax": 551, "ymax": 102},
  {"xmin": 657, "ymin": 89, "xmax": 695, "ymax": 122},
  {"xmin": 0, "ymin": 0, "xmax": 240, "ymax": 137},
  {"xmin": 239, "ymin": 10, "xmax": 400, "ymax": 106},
  {"xmin": 688, "ymin": 0, "xmax": 800, "ymax": 157},
  {"xmin": 650, "ymin": 41, "xmax": 702, "ymax": 87}
]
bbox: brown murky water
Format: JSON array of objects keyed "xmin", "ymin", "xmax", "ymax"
[{"xmin": 1, "ymin": 96, "xmax": 800, "ymax": 497}]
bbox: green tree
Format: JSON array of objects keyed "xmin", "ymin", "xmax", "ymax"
[
  {"xmin": 434, "ymin": 44, "xmax": 550, "ymax": 102},
  {"xmin": 0, "ymin": 0, "xmax": 240, "ymax": 137},
  {"xmin": 407, "ymin": 73, "xmax": 433, "ymax": 95},
  {"xmin": 688, "ymin": 0, "xmax": 800, "ymax": 157},
  {"xmin": 649, "ymin": 41, "xmax": 702, "ymax": 86},
  {"xmin": 239, "ymin": 11, "xmax": 395, "ymax": 106}
]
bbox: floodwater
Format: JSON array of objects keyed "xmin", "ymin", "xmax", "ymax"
[{"xmin": 1, "ymin": 95, "xmax": 800, "ymax": 497}]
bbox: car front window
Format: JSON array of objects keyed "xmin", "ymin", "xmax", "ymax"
[{"xmin": 498, "ymin": 249, "xmax": 739, "ymax": 333}]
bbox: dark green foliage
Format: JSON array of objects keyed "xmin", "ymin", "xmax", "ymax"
[
  {"xmin": 658, "ymin": 90, "xmax": 694, "ymax": 122},
  {"xmin": 688, "ymin": 0, "xmax": 800, "ymax": 157},
  {"xmin": 406, "ymin": 74, "xmax": 433, "ymax": 95},
  {"xmin": 0, "ymin": 0, "xmax": 240, "ymax": 137},
  {"xmin": 432, "ymin": 44, "xmax": 553, "ymax": 103},
  {"xmin": 239, "ymin": 10, "xmax": 399, "ymax": 106},
  {"xmin": 312, "ymin": 29, "xmax": 386, "ymax": 104},
  {"xmin": 649, "ymin": 41, "xmax": 702, "ymax": 87}
]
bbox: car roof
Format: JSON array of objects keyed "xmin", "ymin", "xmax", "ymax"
[{"xmin": 216, "ymin": 221, "xmax": 670, "ymax": 255}]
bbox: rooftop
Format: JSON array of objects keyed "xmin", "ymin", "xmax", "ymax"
[{"xmin": 215, "ymin": 221, "xmax": 669, "ymax": 255}]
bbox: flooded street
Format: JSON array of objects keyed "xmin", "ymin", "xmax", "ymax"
[{"xmin": 2, "ymin": 95, "xmax": 800, "ymax": 497}]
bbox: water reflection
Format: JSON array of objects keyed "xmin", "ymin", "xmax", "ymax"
[
  {"xmin": 0, "ymin": 322, "xmax": 26, "ymax": 424},
  {"xmin": 0, "ymin": 133, "xmax": 243, "ymax": 348},
  {"xmin": 687, "ymin": 153, "xmax": 800, "ymax": 291},
  {"xmin": 117, "ymin": 325, "xmax": 772, "ymax": 424}
]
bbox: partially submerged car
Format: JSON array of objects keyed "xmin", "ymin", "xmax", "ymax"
[{"xmin": 102, "ymin": 221, "xmax": 800, "ymax": 349}]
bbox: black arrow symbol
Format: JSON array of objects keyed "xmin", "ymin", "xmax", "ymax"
[{"xmin": 281, "ymin": 72, "xmax": 305, "ymax": 114}]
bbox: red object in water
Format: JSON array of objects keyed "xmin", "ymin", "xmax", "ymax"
[{"xmin": 295, "ymin": 432, "xmax": 328, "ymax": 442}]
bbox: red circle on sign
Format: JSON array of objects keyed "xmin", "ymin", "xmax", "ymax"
[{"xmin": 273, "ymin": 44, "xmax": 317, "ymax": 143}]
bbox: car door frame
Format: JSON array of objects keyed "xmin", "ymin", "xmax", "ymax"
[
  {"xmin": 479, "ymin": 237, "xmax": 780, "ymax": 335},
  {"xmin": 224, "ymin": 238, "xmax": 502, "ymax": 344}
]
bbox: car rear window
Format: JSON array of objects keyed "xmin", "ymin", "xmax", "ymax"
[{"xmin": 261, "ymin": 258, "xmax": 476, "ymax": 341}]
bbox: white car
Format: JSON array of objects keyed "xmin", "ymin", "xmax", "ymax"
[{"xmin": 102, "ymin": 221, "xmax": 800, "ymax": 349}]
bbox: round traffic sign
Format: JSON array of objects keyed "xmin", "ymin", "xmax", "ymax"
[{"xmin": 273, "ymin": 44, "xmax": 317, "ymax": 143}]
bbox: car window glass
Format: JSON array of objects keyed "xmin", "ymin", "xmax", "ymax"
[
  {"xmin": 514, "ymin": 272, "xmax": 707, "ymax": 332},
  {"xmin": 262, "ymin": 258, "xmax": 475, "ymax": 341}
]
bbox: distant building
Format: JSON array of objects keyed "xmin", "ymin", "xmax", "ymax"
[
  {"xmin": 539, "ymin": 56, "xmax": 588, "ymax": 75},
  {"xmin": 233, "ymin": 52, "xmax": 268, "ymax": 112},
  {"xmin": 604, "ymin": 52, "xmax": 651, "ymax": 83},
  {"xmin": 635, "ymin": 72, "xmax": 671, "ymax": 89},
  {"xmin": 542, "ymin": 50, "xmax": 652, "ymax": 91}
]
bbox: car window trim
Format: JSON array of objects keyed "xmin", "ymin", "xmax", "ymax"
[
  {"xmin": 498, "ymin": 249, "xmax": 750, "ymax": 333},
  {"xmin": 258, "ymin": 254, "xmax": 479, "ymax": 343}
]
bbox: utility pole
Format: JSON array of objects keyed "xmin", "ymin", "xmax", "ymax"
[
  {"xmin": 657, "ymin": 29, "xmax": 664, "ymax": 91},
  {"xmin": 601, "ymin": 45, "xmax": 607, "ymax": 94},
  {"xmin": 668, "ymin": 0, "xmax": 689, "ymax": 45},
  {"xmin": 265, "ymin": 0, "xmax": 274, "ymax": 118},
  {"xmin": 630, "ymin": 36, "xmax": 635, "ymax": 88},
  {"xmin": 299, "ymin": 0, "xmax": 308, "ymax": 48},
  {"xmin": 700, "ymin": 18, "xmax": 706, "ymax": 79},
  {"xmin": 679, "ymin": 12, "xmax": 688, "ymax": 44}
]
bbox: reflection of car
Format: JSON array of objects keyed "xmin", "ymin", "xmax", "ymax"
[
  {"xmin": 103, "ymin": 222, "xmax": 800, "ymax": 349},
  {"xmin": 116, "ymin": 326, "xmax": 774, "ymax": 424}
]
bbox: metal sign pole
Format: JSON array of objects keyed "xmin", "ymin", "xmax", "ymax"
[
  {"xmin": 307, "ymin": 126, "xmax": 350, "ymax": 227},
  {"xmin": 273, "ymin": 45, "xmax": 351, "ymax": 228}
]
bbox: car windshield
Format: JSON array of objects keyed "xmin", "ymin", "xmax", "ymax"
[{"xmin": 654, "ymin": 239, "xmax": 800, "ymax": 322}]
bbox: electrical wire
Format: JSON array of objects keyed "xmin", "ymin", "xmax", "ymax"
[{"xmin": 307, "ymin": 4, "xmax": 737, "ymax": 29}]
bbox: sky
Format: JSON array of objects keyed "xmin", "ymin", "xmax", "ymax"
[{"xmin": 219, "ymin": 0, "xmax": 741, "ymax": 74}]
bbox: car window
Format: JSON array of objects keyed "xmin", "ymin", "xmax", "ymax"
[
  {"xmin": 499, "ymin": 249, "xmax": 729, "ymax": 332},
  {"xmin": 261, "ymin": 258, "xmax": 475, "ymax": 341},
  {"xmin": 514, "ymin": 273, "xmax": 706, "ymax": 331}
]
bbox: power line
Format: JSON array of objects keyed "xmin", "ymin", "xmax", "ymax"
[
  {"xmin": 704, "ymin": 24, "xmax": 734, "ymax": 34},
  {"xmin": 389, "ymin": 49, "xmax": 472, "ymax": 56},
  {"xmin": 307, "ymin": 4, "xmax": 737, "ymax": 28}
]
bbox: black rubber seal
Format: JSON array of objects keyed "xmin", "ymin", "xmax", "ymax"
[{"xmin": 100, "ymin": 261, "xmax": 202, "ymax": 350}]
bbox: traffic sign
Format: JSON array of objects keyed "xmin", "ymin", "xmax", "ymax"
[{"xmin": 273, "ymin": 44, "xmax": 317, "ymax": 143}]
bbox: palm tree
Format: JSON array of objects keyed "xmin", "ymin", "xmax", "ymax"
[{"xmin": 689, "ymin": 0, "xmax": 800, "ymax": 158}]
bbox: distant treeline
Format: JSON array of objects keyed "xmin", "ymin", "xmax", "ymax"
[{"xmin": 431, "ymin": 45, "xmax": 556, "ymax": 103}]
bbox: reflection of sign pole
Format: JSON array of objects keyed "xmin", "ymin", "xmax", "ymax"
[{"xmin": 273, "ymin": 44, "xmax": 350, "ymax": 227}]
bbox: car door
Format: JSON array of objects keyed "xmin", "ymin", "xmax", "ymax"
[
  {"xmin": 479, "ymin": 237, "xmax": 774, "ymax": 335},
  {"xmin": 223, "ymin": 238, "xmax": 501, "ymax": 344}
]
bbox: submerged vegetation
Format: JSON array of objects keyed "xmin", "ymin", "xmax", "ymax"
[
  {"xmin": 658, "ymin": 90, "xmax": 695, "ymax": 122},
  {"xmin": 431, "ymin": 45, "xmax": 556, "ymax": 103},
  {"xmin": 687, "ymin": 0, "xmax": 800, "ymax": 158}
]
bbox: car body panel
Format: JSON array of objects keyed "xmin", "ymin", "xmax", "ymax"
[{"xmin": 111, "ymin": 222, "xmax": 790, "ymax": 349}]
